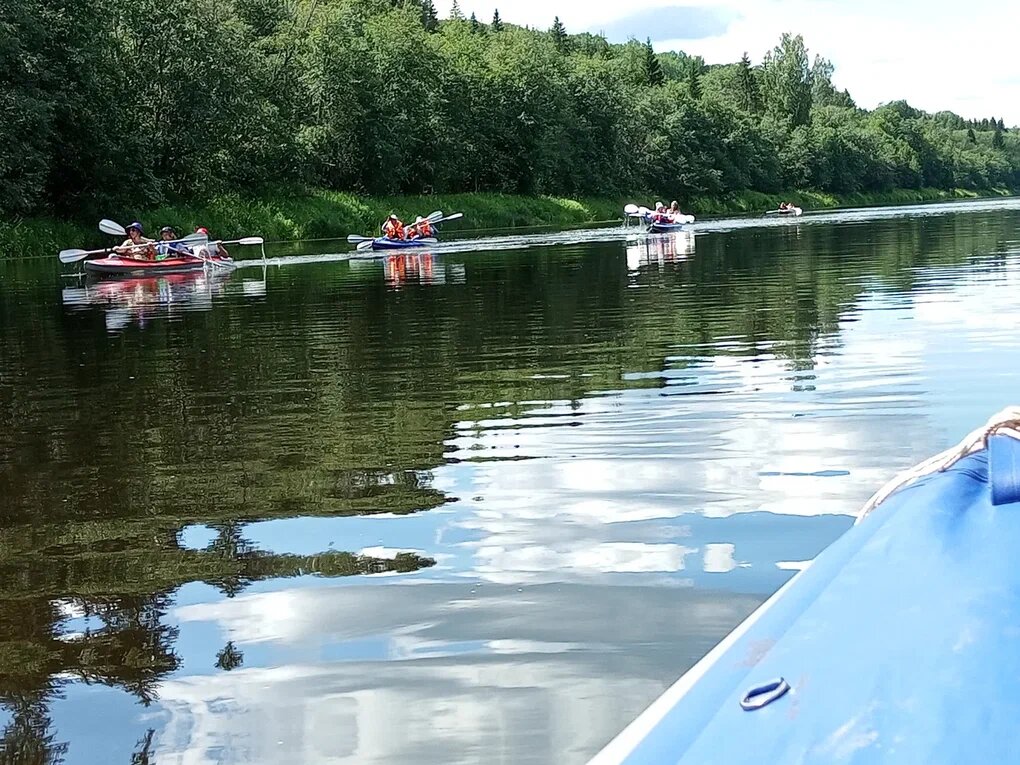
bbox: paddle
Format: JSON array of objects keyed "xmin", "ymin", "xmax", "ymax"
[
  {"xmin": 99, "ymin": 218, "xmax": 128, "ymax": 236},
  {"xmin": 433, "ymin": 212, "xmax": 463, "ymax": 225},
  {"xmin": 59, "ymin": 246, "xmax": 112, "ymax": 264},
  {"xmin": 185, "ymin": 235, "xmax": 262, "ymax": 269},
  {"xmin": 218, "ymin": 236, "xmax": 264, "ymax": 247}
]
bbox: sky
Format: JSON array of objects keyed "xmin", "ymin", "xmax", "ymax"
[{"xmin": 436, "ymin": 0, "xmax": 1020, "ymax": 125}]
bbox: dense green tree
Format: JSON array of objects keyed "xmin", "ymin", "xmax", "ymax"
[
  {"xmin": 644, "ymin": 38, "xmax": 665, "ymax": 86},
  {"xmin": 761, "ymin": 33, "xmax": 812, "ymax": 127},
  {"xmin": 736, "ymin": 52, "xmax": 762, "ymax": 114},
  {"xmin": 993, "ymin": 125, "xmax": 1005, "ymax": 149},
  {"xmin": 551, "ymin": 16, "xmax": 567, "ymax": 52},
  {"xmin": 0, "ymin": 3, "xmax": 1018, "ymax": 219}
]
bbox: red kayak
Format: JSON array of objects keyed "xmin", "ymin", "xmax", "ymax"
[{"xmin": 84, "ymin": 254, "xmax": 233, "ymax": 276}]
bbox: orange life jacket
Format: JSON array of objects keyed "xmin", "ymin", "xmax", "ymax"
[
  {"xmin": 383, "ymin": 220, "xmax": 404, "ymax": 239},
  {"xmin": 418, "ymin": 220, "xmax": 433, "ymax": 237}
]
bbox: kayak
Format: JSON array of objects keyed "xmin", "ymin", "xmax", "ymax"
[
  {"xmin": 84, "ymin": 254, "xmax": 233, "ymax": 276},
  {"xmin": 767, "ymin": 206, "xmax": 803, "ymax": 216},
  {"xmin": 367, "ymin": 236, "xmax": 438, "ymax": 251},
  {"xmin": 646, "ymin": 221, "xmax": 686, "ymax": 233},
  {"xmin": 589, "ymin": 408, "xmax": 1020, "ymax": 765}
]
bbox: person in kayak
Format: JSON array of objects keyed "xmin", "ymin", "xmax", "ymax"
[
  {"xmin": 114, "ymin": 222, "xmax": 156, "ymax": 260},
  {"xmin": 669, "ymin": 200, "xmax": 683, "ymax": 221},
  {"xmin": 405, "ymin": 216, "xmax": 433, "ymax": 240},
  {"xmin": 193, "ymin": 227, "xmax": 229, "ymax": 259},
  {"xmin": 382, "ymin": 214, "xmax": 405, "ymax": 240},
  {"xmin": 156, "ymin": 226, "xmax": 193, "ymax": 261}
]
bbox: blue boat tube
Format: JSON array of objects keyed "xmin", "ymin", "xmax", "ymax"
[{"xmin": 588, "ymin": 407, "xmax": 1020, "ymax": 765}]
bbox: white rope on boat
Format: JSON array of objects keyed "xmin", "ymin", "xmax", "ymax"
[{"xmin": 856, "ymin": 406, "xmax": 1020, "ymax": 524}]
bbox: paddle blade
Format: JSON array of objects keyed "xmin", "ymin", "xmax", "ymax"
[
  {"xmin": 99, "ymin": 218, "xmax": 126, "ymax": 237},
  {"xmin": 347, "ymin": 234, "xmax": 370, "ymax": 243},
  {"xmin": 357, "ymin": 239, "xmax": 375, "ymax": 251},
  {"xmin": 237, "ymin": 236, "xmax": 264, "ymax": 245},
  {"xmin": 58, "ymin": 248, "xmax": 90, "ymax": 264},
  {"xmin": 425, "ymin": 210, "xmax": 443, "ymax": 221},
  {"xmin": 623, "ymin": 204, "xmax": 639, "ymax": 215},
  {"xmin": 439, "ymin": 212, "xmax": 463, "ymax": 222}
]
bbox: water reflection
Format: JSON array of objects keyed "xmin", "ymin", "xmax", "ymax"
[
  {"xmin": 625, "ymin": 230, "xmax": 696, "ymax": 272},
  {"xmin": 3, "ymin": 200, "xmax": 1020, "ymax": 764},
  {"xmin": 61, "ymin": 270, "xmax": 236, "ymax": 331},
  {"xmin": 152, "ymin": 583, "xmax": 762, "ymax": 765}
]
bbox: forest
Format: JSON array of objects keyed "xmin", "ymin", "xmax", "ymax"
[{"xmin": 3, "ymin": 0, "xmax": 1019, "ymax": 221}]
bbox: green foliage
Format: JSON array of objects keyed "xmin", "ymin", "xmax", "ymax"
[
  {"xmin": 0, "ymin": 3, "xmax": 1018, "ymax": 225},
  {"xmin": 644, "ymin": 38, "xmax": 665, "ymax": 86},
  {"xmin": 551, "ymin": 16, "xmax": 567, "ymax": 52}
]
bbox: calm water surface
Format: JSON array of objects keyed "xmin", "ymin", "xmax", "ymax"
[{"xmin": 2, "ymin": 199, "xmax": 1020, "ymax": 763}]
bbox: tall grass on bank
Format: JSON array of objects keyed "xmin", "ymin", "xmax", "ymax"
[{"xmin": 3, "ymin": 188, "xmax": 1015, "ymax": 260}]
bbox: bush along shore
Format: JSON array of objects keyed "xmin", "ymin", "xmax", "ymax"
[
  {"xmin": 6, "ymin": 0, "xmax": 1020, "ymax": 250},
  {"xmin": 3, "ymin": 187, "xmax": 1015, "ymax": 261}
]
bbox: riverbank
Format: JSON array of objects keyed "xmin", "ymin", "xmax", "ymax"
[
  {"xmin": 687, "ymin": 187, "xmax": 1015, "ymax": 216},
  {"xmin": 3, "ymin": 187, "xmax": 1015, "ymax": 259}
]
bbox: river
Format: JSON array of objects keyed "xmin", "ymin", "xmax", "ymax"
[{"xmin": 2, "ymin": 198, "xmax": 1020, "ymax": 763}]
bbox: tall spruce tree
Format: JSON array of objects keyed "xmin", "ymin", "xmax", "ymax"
[
  {"xmin": 551, "ymin": 16, "xmax": 567, "ymax": 52},
  {"xmin": 644, "ymin": 38, "xmax": 664, "ymax": 86}
]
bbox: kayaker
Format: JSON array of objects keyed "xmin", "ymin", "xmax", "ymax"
[
  {"xmin": 382, "ymin": 214, "xmax": 405, "ymax": 240},
  {"xmin": 406, "ymin": 216, "xmax": 433, "ymax": 240},
  {"xmin": 669, "ymin": 200, "xmax": 682, "ymax": 221},
  {"xmin": 653, "ymin": 202, "xmax": 669, "ymax": 224},
  {"xmin": 114, "ymin": 222, "xmax": 155, "ymax": 260},
  {"xmin": 194, "ymin": 227, "xmax": 229, "ymax": 259},
  {"xmin": 156, "ymin": 226, "xmax": 192, "ymax": 260}
]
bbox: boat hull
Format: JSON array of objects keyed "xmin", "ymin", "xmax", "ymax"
[
  {"xmin": 369, "ymin": 237, "xmax": 438, "ymax": 251},
  {"xmin": 646, "ymin": 221, "xmax": 685, "ymax": 233},
  {"xmin": 84, "ymin": 255, "xmax": 233, "ymax": 276},
  {"xmin": 589, "ymin": 432, "xmax": 1020, "ymax": 765}
]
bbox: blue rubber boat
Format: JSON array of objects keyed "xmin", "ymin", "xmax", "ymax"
[
  {"xmin": 589, "ymin": 409, "xmax": 1020, "ymax": 765},
  {"xmin": 367, "ymin": 236, "xmax": 438, "ymax": 251}
]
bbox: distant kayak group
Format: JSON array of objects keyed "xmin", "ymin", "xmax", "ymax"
[
  {"xmin": 626, "ymin": 199, "xmax": 804, "ymax": 232},
  {"xmin": 347, "ymin": 210, "xmax": 464, "ymax": 251}
]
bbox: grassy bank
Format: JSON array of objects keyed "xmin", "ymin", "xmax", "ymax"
[{"xmin": 3, "ymin": 187, "xmax": 1016, "ymax": 260}]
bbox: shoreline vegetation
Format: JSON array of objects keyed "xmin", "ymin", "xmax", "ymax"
[
  {"xmin": 6, "ymin": 1, "xmax": 1020, "ymax": 261},
  {"xmin": 2, "ymin": 187, "xmax": 1015, "ymax": 260}
]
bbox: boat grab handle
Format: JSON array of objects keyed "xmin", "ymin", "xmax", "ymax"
[{"xmin": 740, "ymin": 678, "xmax": 790, "ymax": 711}]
